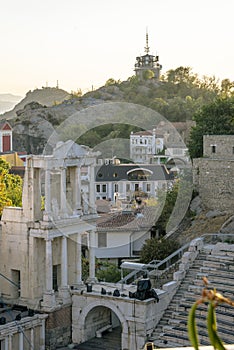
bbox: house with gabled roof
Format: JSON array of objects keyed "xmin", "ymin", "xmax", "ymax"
[
  {"xmin": 95, "ymin": 161, "xmax": 173, "ymax": 202},
  {"xmin": 0, "ymin": 121, "xmax": 12, "ymax": 152}
]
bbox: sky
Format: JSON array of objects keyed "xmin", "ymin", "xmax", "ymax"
[{"xmin": 1, "ymin": 0, "xmax": 234, "ymax": 97}]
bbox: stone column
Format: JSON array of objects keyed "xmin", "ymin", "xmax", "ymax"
[
  {"xmin": 40, "ymin": 318, "xmax": 46, "ymax": 350},
  {"xmin": 8, "ymin": 335, "xmax": 12, "ymax": 350},
  {"xmin": 61, "ymin": 236, "xmax": 68, "ymax": 286},
  {"xmin": 19, "ymin": 332, "xmax": 23, "ymax": 350},
  {"xmin": 44, "ymin": 169, "xmax": 51, "ymax": 220},
  {"xmin": 60, "ymin": 167, "xmax": 67, "ymax": 218},
  {"xmin": 74, "ymin": 233, "xmax": 83, "ymax": 287},
  {"xmin": 87, "ymin": 230, "xmax": 97, "ymax": 283},
  {"xmin": 89, "ymin": 165, "xmax": 96, "ymax": 214},
  {"xmin": 30, "ymin": 328, "xmax": 34, "ymax": 350},
  {"xmin": 41, "ymin": 239, "xmax": 56, "ymax": 310},
  {"xmin": 75, "ymin": 166, "xmax": 82, "ymax": 214},
  {"xmin": 45, "ymin": 239, "xmax": 53, "ymax": 291},
  {"xmin": 59, "ymin": 235, "xmax": 71, "ymax": 303},
  {"xmin": 4, "ymin": 336, "xmax": 8, "ymax": 350}
]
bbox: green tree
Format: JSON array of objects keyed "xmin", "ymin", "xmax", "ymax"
[
  {"xmin": 188, "ymin": 97, "xmax": 234, "ymax": 158},
  {"xmin": 105, "ymin": 78, "xmax": 121, "ymax": 86},
  {"xmin": 140, "ymin": 237, "xmax": 180, "ymax": 264},
  {"xmin": 0, "ymin": 158, "xmax": 23, "ymax": 216},
  {"xmin": 96, "ymin": 261, "xmax": 121, "ymax": 283},
  {"xmin": 220, "ymin": 78, "xmax": 234, "ymax": 98},
  {"xmin": 156, "ymin": 181, "xmax": 179, "ymax": 235},
  {"xmin": 142, "ymin": 69, "xmax": 155, "ymax": 80}
]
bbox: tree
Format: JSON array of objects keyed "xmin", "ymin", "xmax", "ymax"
[
  {"xmin": 0, "ymin": 158, "xmax": 22, "ymax": 216},
  {"xmin": 140, "ymin": 237, "xmax": 180, "ymax": 264},
  {"xmin": 188, "ymin": 97, "xmax": 234, "ymax": 158},
  {"xmin": 105, "ymin": 78, "xmax": 121, "ymax": 86},
  {"xmin": 96, "ymin": 261, "xmax": 121, "ymax": 283},
  {"xmin": 142, "ymin": 69, "xmax": 155, "ymax": 80},
  {"xmin": 155, "ymin": 181, "xmax": 180, "ymax": 235}
]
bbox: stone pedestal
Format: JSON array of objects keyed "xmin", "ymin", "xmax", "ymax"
[
  {"xmin": 59, "ymin": 286, "xmax": 71, "ymax": 304},
  {"xmin": 86, "ymin": 277, "xmax": 98, "ymax": 284},
  {"xmin": 72, "ymin": 282, "xmax": 85, "ymax": 290},
  {"xmin": 41, "ymin": 290, "xmax": 56, "ymax": 311}
]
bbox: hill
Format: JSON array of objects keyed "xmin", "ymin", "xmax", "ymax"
[
  {"xmin": 1, "ymin": 87, "xmax": 70, "ymax": 119},
  {"xmin": 5, "ymin": 66, "xmax": 234, "ymax": 154},
  {"xmin": 0, "ymin": 93, "xmax": 22, "ymax": 114}
]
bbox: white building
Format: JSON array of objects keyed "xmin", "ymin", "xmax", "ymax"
[
  {"xmin": 96, "ymin": 206, "xmax": 157, "ymax": 264},
  {"xmin": 94, "ymin": 162, "xmax": 172, "ymax": 202},
  {"xmin": 130, "ymin": 130, "xmax": 164, "ymax": 164}
]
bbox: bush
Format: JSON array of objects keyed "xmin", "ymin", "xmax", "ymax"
[
  {"xmin": 96, "ymin": 261, "xmax": 121, "ymax": 283},
  {"xmin": 140, "ymin": 237, "xmax": 180, "ymax": 264}
]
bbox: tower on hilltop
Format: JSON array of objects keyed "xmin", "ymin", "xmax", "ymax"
[{"xmin": 134, "ymin": 30, "xmax": 162, "ymax": 80}]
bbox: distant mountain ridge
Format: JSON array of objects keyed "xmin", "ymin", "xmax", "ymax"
[
  {"xmin": 0, "ymin": 93, "xmax": 22, "ymax": 114},
  {"xmin": 1, "ymin": 87, "xmax": 70, "ymax": 119}
]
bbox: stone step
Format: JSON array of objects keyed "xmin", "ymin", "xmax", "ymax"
[
  {"xmin": 200, "ymin": 266, "xmax": 234, "ymax": 279},
  {"xmin": 150, "ymin": 245, "xmax": 234, "ymax": 347}
]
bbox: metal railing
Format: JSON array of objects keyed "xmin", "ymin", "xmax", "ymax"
[
  {"xmin": 120, "ymin": 232, "xmax": 234, "ymax": 285},
  {"xmin": 119, "ymin": 242, "xmax": 190, "ymax": 285},
  {"xmin": 0, "ymin": 272, "xmax": 20, "ymax": 288}
]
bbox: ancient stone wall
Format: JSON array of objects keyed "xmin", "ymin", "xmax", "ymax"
[
  {"xmin": 45, "ymin": 306, "xmax": 72, "ymax": 350},
  {"xmin": 203, "ymin": 135, "xmax": 234, "ymax": 159},
  {"xmin": 193, "ymin": 135, "xmax": 234, "ymax": 212},
  {"xmin": 193, "ymin": 158, "xmax": 234, "ymax": 212}
]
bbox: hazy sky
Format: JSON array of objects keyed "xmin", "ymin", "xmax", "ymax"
[{"xmin": 1, "ymin": 0, "xmax": 234, "ymax": 96}]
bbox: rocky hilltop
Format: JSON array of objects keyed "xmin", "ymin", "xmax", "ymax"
[
  {"xmin": 0, "ymin": 71, "xmax": 220, "ymax": 154},
  {"xmin": 1, "ymin": 87, "xmax": 70, "ymax": 119}
]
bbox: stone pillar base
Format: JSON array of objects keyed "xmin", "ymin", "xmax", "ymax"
[
  {"xmin": 41, "ymin": 290, "xmax": 56, "ymax": 311},
  {"xmin": 58, "ymin": 286, "xmax": 71, "ymax": 304},
  {"xmin": 86, "ymin": 277, "xmax": 98, "ymax": 284},
  {"xmin": 73, "ymin": 208, "xmax": 83, "ymax": 216},
  {"xmin": 72, "ymin": 281, "xmax": 85, "ymax": 290}
]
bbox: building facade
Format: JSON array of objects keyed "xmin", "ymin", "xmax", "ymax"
[
  {"xmin": 0, "ymin": 121, "xmax": 12, "ymax": 153},
  {"xmin": 130, "ymin": 130, "xmax": 164, "ymax": 163},
  {"xmin": 95, "ymin": 161, "xmax": 172, "ymax": 202}
]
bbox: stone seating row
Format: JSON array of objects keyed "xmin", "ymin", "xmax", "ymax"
[{"xmin": 152, "ymin": 244, "xmax": 234, "ymax": 347}]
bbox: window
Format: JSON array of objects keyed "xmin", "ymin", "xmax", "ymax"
[
  {"xmin": 126, "ymin": 183, "xmax": 130, "ymax": 192},
  {"xmin": 53, "ymin": 265, "xmax": 61, "ymax": 291},
  {"xmin": 211, "ymin": 145, "xmax": 216, "ymax": 153},
  {"xmin": 96, "ymin": 184, "xmax": 100, "ymax": 192},
  {"xmin": 102, "ymin": 184, "xmax": 107, "ymax": 192},
  {"xmin": 11, "ymin": 269, "xmax": 21, "ymax": 298},
  {"xmin": 146, "ymin": 183, "xmax": 151, "ymax": 192},
  {"xmin": 98, "ymin": 232, "xmax": 107, "ymax": 247},
  {"xmin": 232, "ymin": 146, "xmax": 234, "ymax": 154},
  {"xmin": 114, "ymin": 184, "xmax": 118, "ymax": 192}
]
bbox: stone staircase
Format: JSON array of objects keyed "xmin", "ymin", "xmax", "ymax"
[{"xmin": 150, "ymin": 242, "xmax": 234, "ymax": 348}]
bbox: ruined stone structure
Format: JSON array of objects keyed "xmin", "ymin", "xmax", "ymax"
[
  {"xmin": 0, "ymin": 140, "xmax": 99, "ymax": 349},
  {"xmin": 193, "ymin": 135, "xmax": 234, "ymax": 212}
]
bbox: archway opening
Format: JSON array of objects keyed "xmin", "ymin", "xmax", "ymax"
[{"xmin": 81, "ymin": 305, "xmax": 122, "ymax": 349}]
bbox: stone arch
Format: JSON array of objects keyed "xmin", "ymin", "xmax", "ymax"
[{"xmin": 75, "ymin": 299, "xmax": 129, "ymax": 349}]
